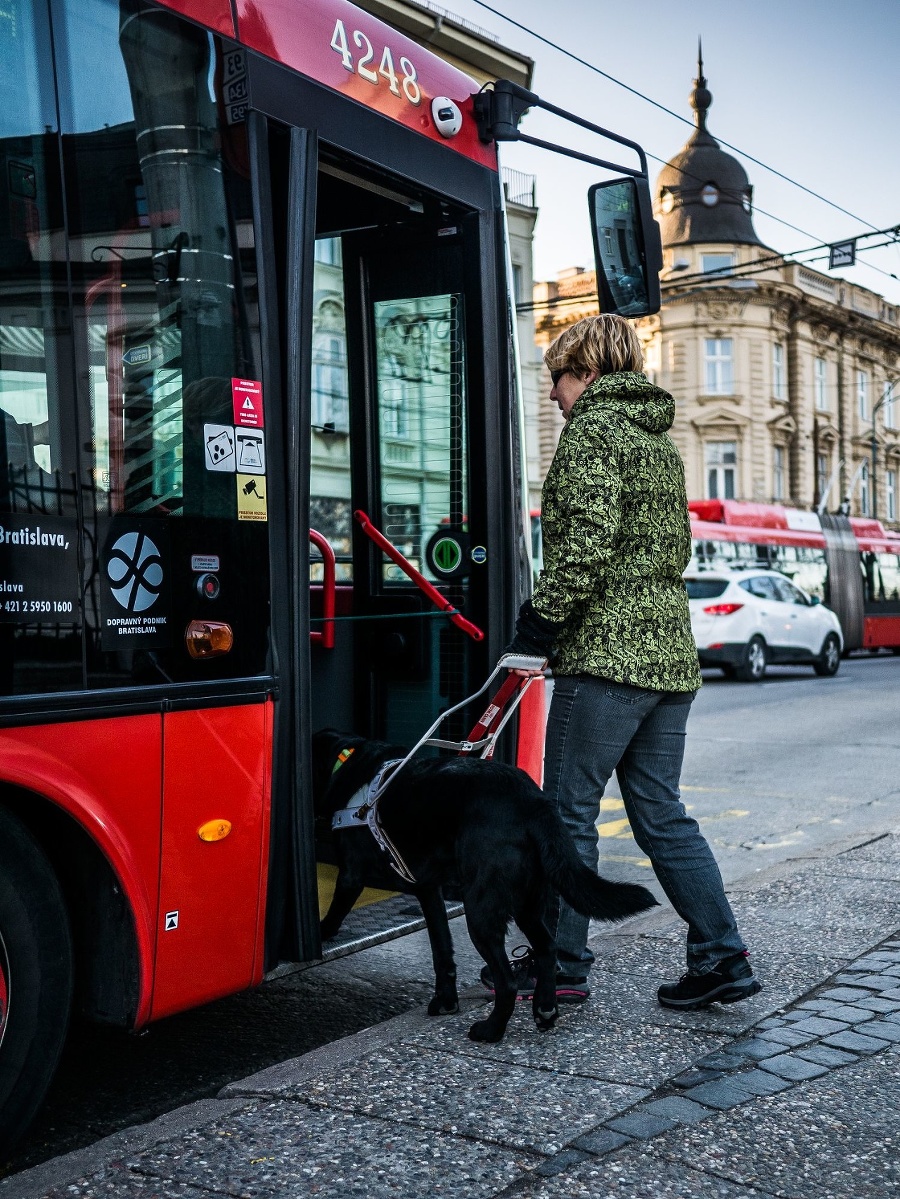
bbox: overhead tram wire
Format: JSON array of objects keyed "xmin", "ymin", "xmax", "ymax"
[
  {"xmin": 517, "ymin": 225, "xmax": 900, "ymax": 315},
  {"xmin": 468, "ymin": 0, "xmax": 889, "ymax": 237}
]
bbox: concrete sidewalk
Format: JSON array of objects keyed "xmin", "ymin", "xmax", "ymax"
[{"xmin": 7, "ymin": 827, "xmax": 900, "ymax": 1199}]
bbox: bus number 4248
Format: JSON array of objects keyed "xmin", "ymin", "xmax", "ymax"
[{"xmin": 330, "ymin": 19, "xmax": 421, "ymax": 105}]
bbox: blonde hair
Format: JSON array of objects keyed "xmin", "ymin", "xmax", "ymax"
[{"xmin": 544, "ymin": 314, "xmax": 643, "ymax": 378}]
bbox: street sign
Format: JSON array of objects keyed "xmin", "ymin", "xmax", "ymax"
[{"xmin": 828, "ymin": 240, "xmax": 856, "ymax": 270}]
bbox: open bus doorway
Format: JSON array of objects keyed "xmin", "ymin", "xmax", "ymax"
[{"xmin": 305, "ymin": 160, "xmax": 491, "ymax": 953}]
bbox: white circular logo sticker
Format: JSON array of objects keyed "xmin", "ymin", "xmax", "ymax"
[{"xmin": 107, "ymin": 532, "xmax": 163, "ymax": 613}]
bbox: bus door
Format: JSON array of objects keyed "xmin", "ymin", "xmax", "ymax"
[
  {"xmin": 308, "ymin": 173, "xmax": 487, "ymax": 746},
  {"xmin": 305, "ymin": 162, "xmax": 490, "ymax": 945}
]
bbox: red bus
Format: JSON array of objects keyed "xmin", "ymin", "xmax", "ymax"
[
  {"xmin": 689, "ymin": 500, "xmax": 900, "ymax": 653},
  {"xmin": 0, "ymin": 0, "xmax": 661, "ymax": 1150}
]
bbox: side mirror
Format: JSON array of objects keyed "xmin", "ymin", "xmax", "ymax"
[
  {"xmin": 809, "ymin": 595, "xmax": 821, "ymax": 606},
  {"xmin": 588, "ymin": 176, "xmax": 662, "ymax": 317}
]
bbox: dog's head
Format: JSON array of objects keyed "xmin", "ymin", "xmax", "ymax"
[
  {"xmin": 310, "ymin": 728, "xmax": 407, "ymax": 815},
  {"xmin": 310, "ymin": 728, "xmax": 364, "ymax": 814}
]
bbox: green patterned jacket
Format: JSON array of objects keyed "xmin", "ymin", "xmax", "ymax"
[{"xmin": 531, "ymin": 371, "xmax": 701, "ymax": 692}]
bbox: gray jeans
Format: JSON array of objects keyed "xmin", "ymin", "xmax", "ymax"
[{"xmin": 544, "ymin": 674, "xmax": 746, "ymax": 976}]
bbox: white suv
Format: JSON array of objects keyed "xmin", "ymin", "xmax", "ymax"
[{"xmin": 685, "ymin": 568, "xmax": 843, "ymax": 682}]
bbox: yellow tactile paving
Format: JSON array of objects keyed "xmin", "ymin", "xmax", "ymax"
[{"xmin": 316, "ymin": 862, "xmax": 397, "ymax": 919}]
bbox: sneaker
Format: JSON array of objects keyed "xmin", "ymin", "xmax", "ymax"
[
  {"xmin": 480, "ymin": 947, "xmax": 591, "ymax": 1005},
  {"xmin": 657, "ymin": 951, "xmax": 761, "ymax": 1010}
]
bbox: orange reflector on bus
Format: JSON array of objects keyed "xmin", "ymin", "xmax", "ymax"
[
  {"xmin": 198, "ymin": 819, "xmax": 232, "ymax": 842},
  {"xmin": 185, "ymin": 620, "xmax": 234, "ymax": 658}
]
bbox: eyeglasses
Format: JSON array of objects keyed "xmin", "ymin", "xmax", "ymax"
[{"xmin": 550, "ymin": 369, "xmax": 565, "ymax": 387}]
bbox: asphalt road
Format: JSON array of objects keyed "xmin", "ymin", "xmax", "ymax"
[{"xmin": 4, "ymin": 654, "xmax": 899, "ymax": 1179}]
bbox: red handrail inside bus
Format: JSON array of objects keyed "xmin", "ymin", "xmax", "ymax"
[
  {"xmin": 309, "ymin": 529, "xmax": 335, "ymax": 649},
  {"xmin": 353, "ymin": 509, "xmax": 484, "ymax": 642}
]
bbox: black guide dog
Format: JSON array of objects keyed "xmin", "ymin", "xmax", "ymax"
[{"xmin": 313, "ymin": 729, "xmax": 658, "ymax": 1043}]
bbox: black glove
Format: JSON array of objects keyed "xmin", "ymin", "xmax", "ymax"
[{"xmin": 503, "ymin": 599, "xmax": 564, "ymax": 661}]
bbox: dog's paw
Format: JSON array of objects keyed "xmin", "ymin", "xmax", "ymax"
[
  {"xmin": 428, "ymin": 995, "xmax": 460, "ymax": 1016},
  {"xmin": 533, "ymin": 1005, "xmax": 559, "ymax": 1031},
  {"xmin": 468, "ymin": 1019, "xmax": 505, "ymax": 1043}
]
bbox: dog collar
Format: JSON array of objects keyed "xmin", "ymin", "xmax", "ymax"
[{"xmin": 332, "ymin": 746, "xmax": 355, "ymax": 775}]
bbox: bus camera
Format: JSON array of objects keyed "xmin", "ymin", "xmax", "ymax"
[{"xmin": 431, "ymin": 97, "xmax": 463, "ymax": 138}]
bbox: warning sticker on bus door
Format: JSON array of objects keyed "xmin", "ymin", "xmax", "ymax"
[
  {"xmin": 236, "ymin": 474, "xmax": 267, "ymax": 521},
  {"xmin": 0, "ymin": 514, "xmax": 80, "ymax": 622},
  {"xmin": 232, "ymin": 378, "xmax": 264, "ymax": 428}
]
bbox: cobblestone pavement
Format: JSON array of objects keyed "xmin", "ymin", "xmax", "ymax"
[{"xmin": 7, "ymin": 827, "xmax": 900, "ymax": 1199}]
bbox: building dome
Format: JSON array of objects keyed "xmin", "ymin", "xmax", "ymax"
[{"xmin": 655, "ymin": 53, "xmax": 762, "ymax": 248}]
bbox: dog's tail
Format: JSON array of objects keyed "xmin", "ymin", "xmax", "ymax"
[{"xmin": 534, "ymin": 805, "xmax": 659, "ymax": 921}]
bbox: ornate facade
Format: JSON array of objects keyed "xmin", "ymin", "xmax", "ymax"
[{"xmin": 534, "ymin": 62, "xmax": 900, "ymax": 526}]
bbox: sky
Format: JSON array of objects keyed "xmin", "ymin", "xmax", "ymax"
[{"xmin": 441, "ymin": 0, "xmax": 900, "ymax": 305}]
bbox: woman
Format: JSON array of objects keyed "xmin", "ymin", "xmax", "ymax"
[{"xmin": 500, "ymin": 314, "xmax": 759, "ymax": 1010}]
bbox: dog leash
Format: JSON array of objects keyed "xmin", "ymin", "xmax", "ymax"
[{"xmin": 329, "ymin": 654, "xmax": 546, "ymax": 885}]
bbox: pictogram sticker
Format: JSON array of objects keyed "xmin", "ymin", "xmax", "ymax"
[
  {"xmin": 237, "ymin": 474, "xmax": 267, "ymax": 521},
  {"xmin": 232, "ymin": 378, "xmax": 264, "ymax": 428},
  {"xmin": 236, "ymin": 428, "xmax": 265, "ymax": 473},
  {"xmin": 164, "ymin": 910, "xmax": 179, "ymax": 931},
  {"xmin": 204, "ymin": 424, "xmax": 236, "ymax": 471}
]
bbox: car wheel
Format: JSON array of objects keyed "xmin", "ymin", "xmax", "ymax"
[
  {"xmin": 0, "ymin": 806, "xmax": 73, "ymax": 1158},
  {"xmin": 735, "ymin": 636, "xmax": 767, "ymax": 682},
  {"xmin": 814, "ymin": 633, "xmax": 841, "ymax": 677}
]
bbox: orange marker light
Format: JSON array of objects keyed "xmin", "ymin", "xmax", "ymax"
[
  {"xmin": 185, "ymin": 620, "xmax": 234, "ymax": 658},
  {"xmin": 198, "ymin": 819, "xmax": 232, "ymax": 842}
]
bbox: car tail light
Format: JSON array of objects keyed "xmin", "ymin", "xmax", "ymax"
[{"xmin": 703, "ymin": 603, "xmax": 744, "ymax": 616}]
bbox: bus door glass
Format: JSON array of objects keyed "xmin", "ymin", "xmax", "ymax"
[
  {"xmin": 349, "ymin": 221, "xmax": 477, "ymax": 751},
  {"xmin": 307, "ymin": 170, "xmax": 483, "ymax": 750},
  {"xmin": 44, "ymin": 0, "xmax": 274, "ymax": 1011}
]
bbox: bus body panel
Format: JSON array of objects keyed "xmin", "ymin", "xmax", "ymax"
[
  {"xmin": 153, "ymin": 0, "xmax": 235, "ymax": 34},
  {"xmin": 0, "ymin": 716, "xmax": 163, "ymax": 1026},
  {"xmin": 150, "ymin": 0, "xmax": 497, "ymax": 168},
  {"xmin": 863, "ymin": 615, "xmax": 900, "ymax": 649},
  {"xmin": 151, "ymin": 701, "xmax": 273, "ymax": 1020}
]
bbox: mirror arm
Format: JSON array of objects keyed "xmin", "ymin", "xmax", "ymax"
[
  {"xmin": 474, "ymin": 79, "xmax": 648, "ymax": 178},
  {"xmin": 512, "ymin": 132, "xmax": 643, "ymax": 179}
]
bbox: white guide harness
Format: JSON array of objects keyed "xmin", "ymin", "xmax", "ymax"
[{"xmin": 329, "ymin": 654, "xmax": 546, "ymax": 885}]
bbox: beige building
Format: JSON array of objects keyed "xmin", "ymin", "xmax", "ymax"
[{"xmin": 534, "ymin": 62, "xmax": 900, "ymax": 527}]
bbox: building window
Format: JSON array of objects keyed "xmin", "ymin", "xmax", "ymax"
[
  {"xmin": 706, "ymin": 441, "xmax": 737, "ymax": 500},
  {"xmin": 312, "ymin": 335, "xmax": 349, "ymax": 431},
  {"xmin": 857, "ymin": 369, "xmax": 869, "ymax": 421},
  {"xmin": 860, "ymin": 460, "xmax": 870, "ymax": 516},
  {"xmin": 815, "ymin": 357, "xmax": 828, "ymax": 411},
  {"xmin": 773, "ymin": 344, "xmax": 786, "ymax": 400},
  {"xmin": 701, "ymin": 253, "xmax": 734, "ymax": 276},
  {"xmin": 704, "ymin": 339, "xmax": 733, "ymax": 395},
  {"xmin": 817, "ymin": 453, "xmax": 829, "ymax": 501},
  {"xmin": 887, "ymin": 470, "xmax": 897, "ymax": 522},
  {"xmin": 773, "ymin": 445, "xmax": 785, "ymax": 499},
  {"xmin": 883, "ymin": 381, "xmax": 896, "ymax": 430},
  {"xmin": 511, "ymin": 264, "xmax": 523, "ymax": 305}
]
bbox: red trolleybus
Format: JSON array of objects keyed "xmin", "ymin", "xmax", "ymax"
[
  {"xmin": 0, "ymin": 0, "xmax": 662, "ymax": 1149},
  {"xmin": 689, "ymin": 500, "xmax": 900, "ymax": 653}
]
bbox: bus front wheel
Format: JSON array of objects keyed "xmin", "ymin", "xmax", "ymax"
[{"xmin": 0, "ymin": 806, "xmax": 73, "ymax": 1158}]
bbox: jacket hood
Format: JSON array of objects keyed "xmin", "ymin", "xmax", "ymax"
[{"xmin": 574, "ymin": 371, "xmax": 675, "ymax": 434}]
